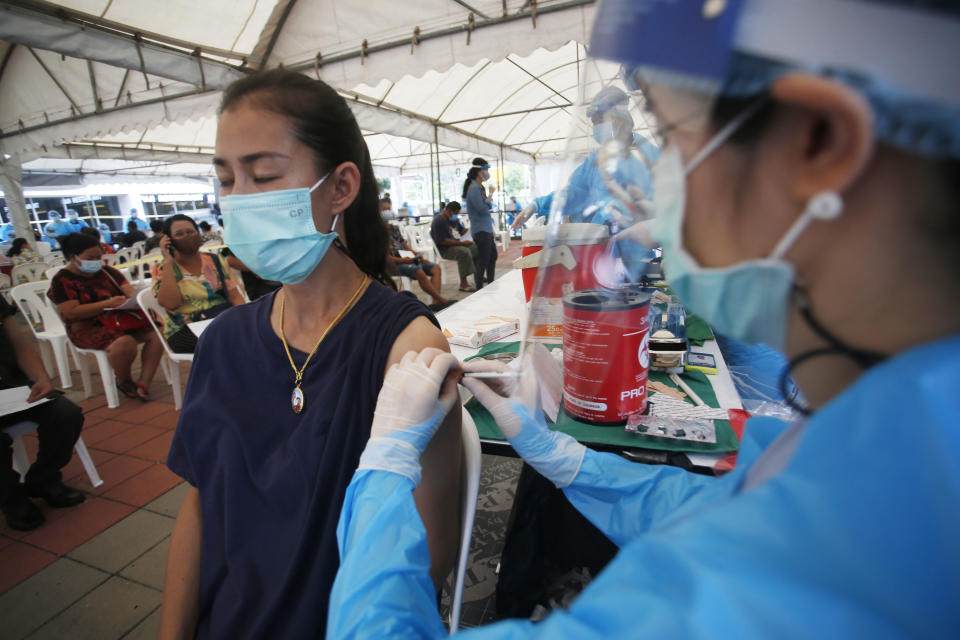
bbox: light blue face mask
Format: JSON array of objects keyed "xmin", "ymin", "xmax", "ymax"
[
  {"xmin": 593, "ymin": 122, "xmax": 615, "ymax": 144},
  {"xmin": 650, "ymin": 105, "xmax": 843, "ymax": 351},
  {"xmin": 221, "ymin": 174, "xmax": 338, "ymax": 284},
  {"xmin": 78, "ymin": 259, "xmax": 102, "ymax": 274}
]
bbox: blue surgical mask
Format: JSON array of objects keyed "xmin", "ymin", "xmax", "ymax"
[
  {"xmin": 221, "ymin": 174, "xmax": 337, "ymax": 284},
  {"xmin": 78, "ymin": 259, "xmax": 102, "ymax": 274},
  {"xmin": 650, "ymin": 105, "xmax": 836, "ymax": 351},
  {"xmin": 380, "ymin": 210, "xmax": 394, "ymax": 221},
  {"xmin": 593, "ymin": 122, "xmax": 615, "ymax": 144}
]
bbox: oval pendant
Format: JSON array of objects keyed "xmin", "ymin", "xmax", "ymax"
[{"xmin": 291, "ymin": 386, "xmax": 305, "ymax": 414}]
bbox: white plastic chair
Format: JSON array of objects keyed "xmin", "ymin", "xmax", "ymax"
[
  {"xmin": 5, "ymin": 420, "xmax": 103, "ymax": 488},
  {"xmin": 10, "ymin": 281, "xmax": 74, "ymax": 388},
  {"xmin": 0, "ymin": 272, "xmax": 11, "ymax": 303},
  {"xmin": 44, "ymin": 266, "xmax": 63, "ymax": 281},
  {"xmin": 401, "ymin": 224, "xmax": 447, "ymax": 286},
  {"xmin": 35, "ymin": 242, "xmax": 52, "ymax": 256},
  {"xmin": 449, "ymin": 408, "xmax": 482, "ymax": 633},
  {"xmin": 45, "ymin": 252, "xmax": 65, "ymax": 268},
  {"xmin": 11, "ymin": 261, "xmax": 50, "ymax": 284},
  {"xmin": 497, "ymin": 229, "xmax": 510, "ymax": 252},
  {"xmin": 137, "ymin": 288, "xmax": 193, "ymax": 410},
  {"xmin": 70, "ymin": 344, "xmax": 120, "ymax": 409}
]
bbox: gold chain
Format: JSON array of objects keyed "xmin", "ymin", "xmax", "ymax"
[{"xmin": 279, "ymin": 274, "xmax": 369, "ymax": 388}]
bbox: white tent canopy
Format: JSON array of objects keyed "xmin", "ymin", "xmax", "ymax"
[{"xmin": 0, "ymin": 0, "xmax": 600, "ymax": 172}]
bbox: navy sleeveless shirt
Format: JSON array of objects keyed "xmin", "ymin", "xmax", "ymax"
[{"xmin": 166, "ymin": 281, "xmax": 437, "ymax": 639}]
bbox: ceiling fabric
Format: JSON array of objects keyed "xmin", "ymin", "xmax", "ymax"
[{"xmin": 0, "ymin": 0, "xmax": 600, "ymax": 181}]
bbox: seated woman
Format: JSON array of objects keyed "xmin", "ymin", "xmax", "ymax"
[
  {"xmin": 6, "ymin": 239, "xmax": 41, "ymax": 280},
  {"xmin": 47, "ymin": 233, "xmax": 163, "ymax": 401},
  {"xmin": 152, "ymin": 214, "xmax": 244, "ymax": 353},
  {"xmin": 158, "ymin": 69, "xmax": 462, "ymax": 639}
]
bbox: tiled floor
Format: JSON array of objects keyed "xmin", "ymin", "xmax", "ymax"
[{"xmin": 1, "ymin": 240, "xmax": 525, "ymax": 638}]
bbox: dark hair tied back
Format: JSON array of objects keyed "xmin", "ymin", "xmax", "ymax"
[
  {"xmin": 219, "ymin": 69, "xmax": 393, "ymax": 289},
  {"xmin": 462, "ymin": 167, "xmax": 481, "ymax": 199}
]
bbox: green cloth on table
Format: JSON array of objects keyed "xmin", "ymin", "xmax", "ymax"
[
  {"xmin": 465, "ymin": 341, "xmax": 739, "ymax": 453},
  {"xmin": 685, "ymin": 313, "xmax": 714, "ymax": 346}
]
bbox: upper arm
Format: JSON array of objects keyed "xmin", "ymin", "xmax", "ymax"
[{"xmin": 384, "ymin": 315, "xmax": 462, "ymax": 586}]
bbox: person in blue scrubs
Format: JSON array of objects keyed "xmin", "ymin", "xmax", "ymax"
[
  {"xmin": 327, "ymin": 1, "xmax": 960, "ymax": 637},
  {"xmin": 123, "ymin": 208, "xmax": 149, "ymax": 231},
  {"xmin": 42, "ymin": 211, "xmax": 72, "ymax": 249},
  {"xmin": 64, "ymin": 209, "xmax": 89, "ymax": 233},
  {"xmin": 511, "ymin": 87, "xmax": 659, "ymax": 232},
  {"xmin": 96, "ymin": 222, "xmax": 112, "ymax": 245},
  {"xmin": 0, "ymin": 222, "xmax": 16, "ymax": 245}
]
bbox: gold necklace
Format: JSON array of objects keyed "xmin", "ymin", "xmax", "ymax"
[{"xmin": 279, "ymin": 274, "xmax": 369, "ymax": 414}]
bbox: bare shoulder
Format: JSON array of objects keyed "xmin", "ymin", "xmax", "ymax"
[{"xmin": 385, "ymin": 314, "xmax": 449, "ymax": 373}]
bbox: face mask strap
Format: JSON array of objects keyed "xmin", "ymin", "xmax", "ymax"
[
  {"xmin": 779, "ymin": 284, "xmax": 887, "ymax": 416},
  {"xmin": 770, "ymin": 191, "xmax": 844, "ymax": 260},
  {"xmin": 309, "ymin": 172, "xmax": 331, "ymax": 193},
  {"xmin": 685, "ymin": 98, "xmax": 767, "ymax": 174}
]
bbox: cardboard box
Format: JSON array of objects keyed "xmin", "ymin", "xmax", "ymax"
[{"xmin": 443, "ymin": 316, "xmax": 520, "ymax": 349}]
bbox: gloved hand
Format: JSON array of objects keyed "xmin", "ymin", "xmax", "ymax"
[
  {"xmin": 358, "ymin": 348, "xmax": 461, "ymax": 484},
  {"xmin": 461, "ymin": 352, "xmax": 586, "ymax": 488}
]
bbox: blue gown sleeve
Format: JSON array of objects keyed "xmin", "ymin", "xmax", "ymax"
[
  {"xmin": 328, "ymin": 469, "xmax": 450, "ymax": 639},
  {"xmin": 329, "ymin": 416, "xmax": 810, "ymax": 639},
  {"xmin": 560, "ymin": 153, "xmax": 598, "ymax": 218},
  {"xmin": 531, "ymin": 193, "xmax": 553, "ymax": 219},
  {"xmin": 561, "ymin": 449, "xmax": 741, "ymax": 547}
]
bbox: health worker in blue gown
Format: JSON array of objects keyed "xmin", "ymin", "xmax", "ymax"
[
  {"xmin": 97, "ymin": 222, "xmax": 112, "ymax": 245},
  {"xmin": 326, "ymin": 0, "xmax": 960, "ymax": 637},
  {"xmin": 123, "ymin": 208, "xmax": 149, "ymax": 231},
  {"xmin": 42, "ymin": 211, "xmax": 72, "ymax": 249},
  {"xmin": 64, "ymin": 209, "xmax": 89, "ymax": 233},
  {"xmin": 512, "ymin": 86, "xmax": 660, "ymax": 233},
  {"xmin": 0, "ymin": 223, "xmax": 16, "ymax": 244}
]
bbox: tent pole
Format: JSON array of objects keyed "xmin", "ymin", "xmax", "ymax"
[
  {"xmin": 430, "ymin": 142, "xmax": 437, "ymax": 210},
  {"xmin": 499, "ymin": 144, "xmax": 506, "ymax": 230},
  {"xmin": 87, "ymin": 196, "xmax": 101, "ymax": 229},
  {"xmin": 434, "ymin": 126, "xmax": 441, "ymax": 210},
  {"xmin": 0, "ymin": 156, "xmax": 37, "ymax": 250}
]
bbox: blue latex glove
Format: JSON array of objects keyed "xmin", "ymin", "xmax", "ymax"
[
  {"xmin": 357, "ymin": 347, "xmax": 460, "ymax": 485},
  {"xmin": 461, "ymin": 354, "xmax": 586, "ymax": 488}
]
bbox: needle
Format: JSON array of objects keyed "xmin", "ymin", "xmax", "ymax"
[{"xmin": 461, "ymin": 371, "xmax": 523, "ymax": 379}]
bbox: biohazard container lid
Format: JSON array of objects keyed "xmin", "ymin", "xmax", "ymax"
[{"xmin": 562, "ymin": 288, "xmax": 650, "ymax": 312}]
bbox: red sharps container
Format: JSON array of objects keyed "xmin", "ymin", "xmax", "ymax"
[{"xmin": 562, "ymin": 288, "xmax": 651, "ymax": 424}]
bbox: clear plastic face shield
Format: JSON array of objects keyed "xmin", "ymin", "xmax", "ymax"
[
  {"xmin": 506, "ymin": 62, "xmax": 722, "ymax": 431},
  {"xmin": 475, "ymin": 0, "xmax": 745, "ymax": 444}
]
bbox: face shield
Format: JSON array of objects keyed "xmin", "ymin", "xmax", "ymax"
[
  {"xmin": 505, "ymin": 0, "xmax": 960, "ymax": 432},
  {"xmin": 512, "ymin": 60, "xmax": 722, "ymax": 428}
]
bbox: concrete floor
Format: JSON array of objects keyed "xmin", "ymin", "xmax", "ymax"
[{"xmin": 1, "ymin": 238, "xmax": 524, "ymax": 638}]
